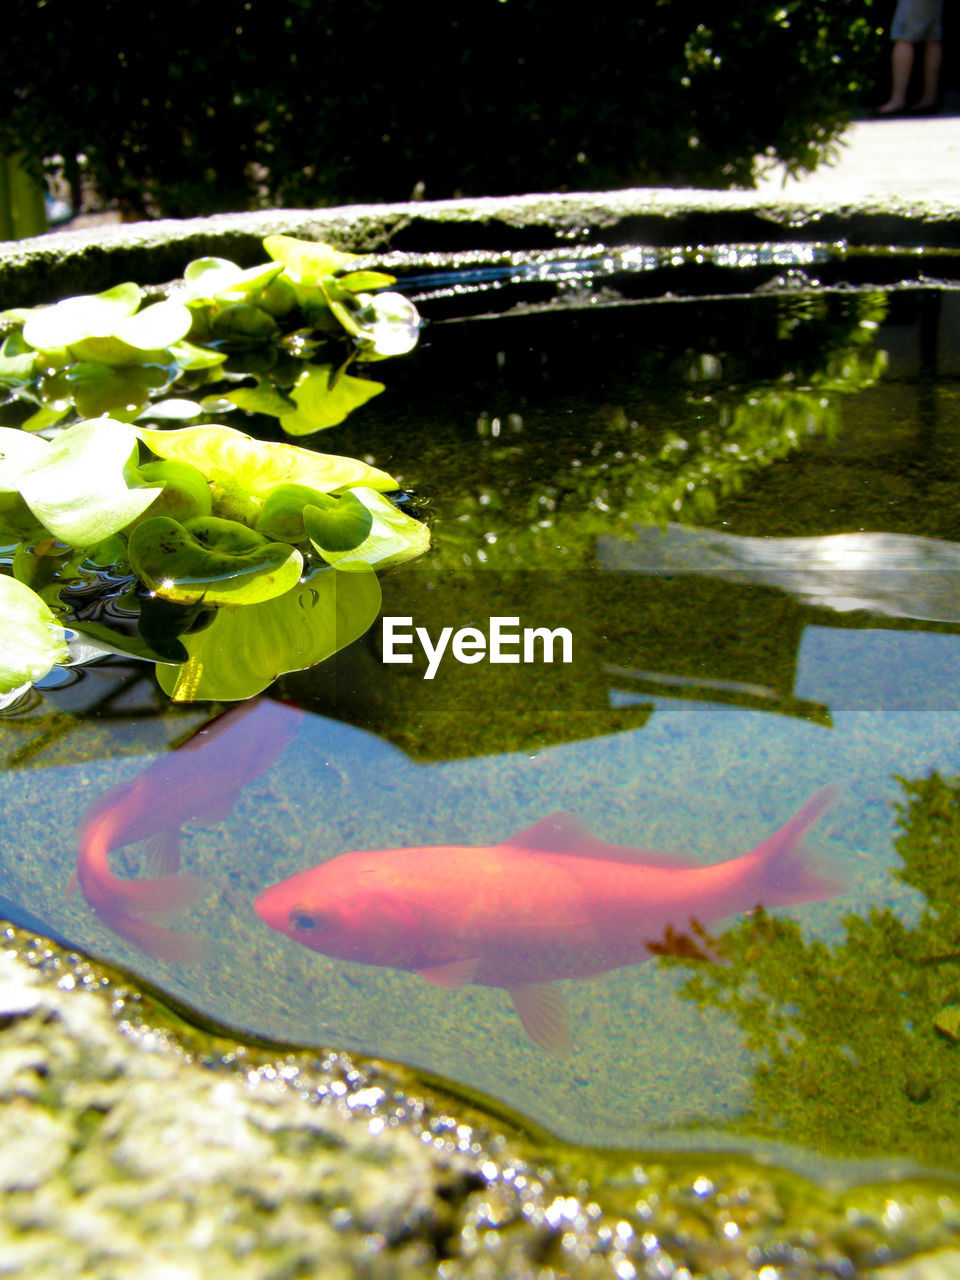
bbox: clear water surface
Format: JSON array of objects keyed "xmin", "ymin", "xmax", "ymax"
[{"xmin": 4, "ymin": 280, "xmax": 960, "ymax": 1179}]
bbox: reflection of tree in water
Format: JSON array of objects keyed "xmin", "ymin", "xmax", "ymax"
[
  {"xmin": 668, "ymin": 772, "xmax": 960, "ymax": 1165},
  {"xmin": 352, "ymin": 290, "xmax": 892, "ymax": 572}
]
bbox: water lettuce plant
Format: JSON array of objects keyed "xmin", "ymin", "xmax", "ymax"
[
  {"xmin": 0, "ymin": 236, "xmax": 420, "ymax": 437},
  {"xmin": 0, "ymin": 416, "xmax": 429, "ymax": 704},
  {"xmin": 0, "ymin": 236, "xmax": 428, "ymax": 705}
]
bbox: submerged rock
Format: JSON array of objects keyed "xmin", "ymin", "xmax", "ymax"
[{"xmin": 1, "ymin": 925, "xmax": 959, "ymax": 1278}]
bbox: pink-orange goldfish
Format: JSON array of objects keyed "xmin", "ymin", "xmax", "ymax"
[
  {"xmin": 255, "ymin": 786, "xmax": 840, "ymax": 1053},
  {"xmin": 71, "ymin": 698, "xmax": 302, "ymax": 962}
]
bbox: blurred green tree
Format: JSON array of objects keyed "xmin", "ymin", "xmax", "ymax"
[{"xmin": 1, "ymin": 0, "xmax": 883, "ymax": 217}]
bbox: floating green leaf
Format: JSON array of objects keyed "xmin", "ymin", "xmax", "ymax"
[
  {"xmin": 262, "ymin": 235, "xmax": 360, "ymax": 281},
  {"xmin": 325, "ymin": 295, "xmax": 365, "ymax": 340},
  {"xmin": 0, "ymin": 427, "xmax": 48, "ymax": 493},
  {"xmin": 156, "ymin": 564, "xmax": 381, "ymax": 701},
  {"xmin": 67, "ymin": 299, "xmax": 193, "ymax": 366},
  {"xmin": 198, "ymin": 395, "xmax": 240, "ymax": 414},
  {"xmin": 0, "ymin": 495, "xmax": 45, "ymax": 542},
  {"xmin": 167, "ymin": 339, "xmax": 229, "ymax": 372},
  {"xmin": 181, "ymin": 257, "xmax": 284, "ymax": 301},
  {"xmin": 253, "ymin": 483, "xmax": 330, "ymax": 542},
  {"xmin": 0, "ymin": 231, "xmax": 427, "ymax": 706},
  {"xmin": 221, "ymin": 381, "xmax": 295, "ymax": 418},
  {"xmin": 135, "ymin": 422, "xmax": 397, "ymax": 498},
  {"xmin": 0, "ymin": 333, "xmax": 37, "ymax": 383},
  {"xmin": 130, "ymin": 460, "xmax": 213, "ymax": 524},
  {"xmin": 0, "ymin": 574, "xmax": 69, "ymax": 694},
  {"xmin": 210, "ymin": 303, "xmax": 278, "ymax": 342},
  {"xmin": 21, "ymin": 282, "xmax": 142, "ymax": 352},
  {"xmin": 301, "ymin": 491, "xmax": 373, "ymax": 553},
  {"xmin": 20, "ymin": 405, "xmax": 70, "ymax": 434},
  {"xmin": 69, "ymin": 616, "xmax": 188, "ymax": 666},
  {"xmin": 136, "ymin": 398, "xmax": 204, "ymax": 422},
  {"xmin": 18, "ymin": 418, "xmax": 162, "ymax": 545},
  {"xmin": 253, "ymin": 276, "xmax": 299, "ymax": 318},
  {"xmin": 282, "ymin": 363, "xmax": 385, "ymax": 435},
  {"xmin": 337, "ymin": 271, "xmax": 398, "ymax": 293},
  {"xmin": 128, "ymin": 515, "xmax": 303, "ymax": 606},
  {"xmin": 0, "ymin": 430, "xmax": 49, "ymax": 539},
  {"xmin": 0, "ymin": 306, "xmax": 36, "ymax": 327},
  {"xmin": 135, "ymin": 592, "xmax": 213, "ymax": 663},
  {"xmin": 306, "ymin": 486, "xmax": 430, "ymax": 571}
]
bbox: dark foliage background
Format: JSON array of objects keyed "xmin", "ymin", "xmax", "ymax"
[{"xmin": 2, "ymin": 0, "xmax": 886, "ymax": 217}]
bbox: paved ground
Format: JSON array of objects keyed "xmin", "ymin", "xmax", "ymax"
[{"xmin": 753, "ymin": 113, "xmax": 960, "ymax": 204}]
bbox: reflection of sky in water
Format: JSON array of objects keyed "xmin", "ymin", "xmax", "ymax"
[
  {"xmin": 796, "ymin": 626, "xmax": 960, "ymax": 710},
  {"xmin": 2, "ymin": 641, "xmax": 958, "ymax": 1165}
]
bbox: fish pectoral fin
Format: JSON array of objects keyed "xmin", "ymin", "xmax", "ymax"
[
  {"xmin": 415, "ymin": 957, "xmax": 481, "ymax": 989},
  {"xmin": 128, "ymin": 872, "xmax": 212, "ymax": 919},
  {"xmin": 65, "ymin": 870, "xmax": 78, "ymax": 900},
  {"xmin": 144, "ymin": 828, "xmax": 183, "ymax": 877},
  {"xmin": 508, "ymin": 982, "xmax": 573, "ymax": 1057}
]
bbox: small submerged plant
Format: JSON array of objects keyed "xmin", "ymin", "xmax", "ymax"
[{"xmin": 0, "ymin": 238, "xmax": 429, "ymax": 705}]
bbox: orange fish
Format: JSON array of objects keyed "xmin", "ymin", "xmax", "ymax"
[
  {"xmin": 71, "ymin": 698, "xmax": 302, "ymax": 963},
  {"xmin": 255, "ymin": 786, "xmax": 840, "ymax": 1053}
]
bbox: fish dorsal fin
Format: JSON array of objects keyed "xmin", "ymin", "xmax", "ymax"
[
  {"xmin": 503, "ymin": 812, "xmax": 697, "ymax": 867},
  {"xmin": 508, "ymin": 982, "xmax": 572, "ymax": 1056},
  {"xmin": 416, "ymin": 957, "xmax": 480, "ymax": 989}
]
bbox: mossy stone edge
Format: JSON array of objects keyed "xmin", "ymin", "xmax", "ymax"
[
  {"xmin": 2, "ymin": 187, "xmax": 959, "ymax": 308},
  {"xmin": 4, "ymin": 927, "xmax": 960, "ymax": 1279}
]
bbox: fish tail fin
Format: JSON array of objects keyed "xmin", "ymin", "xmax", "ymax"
[{"xmin": 749, "ymin": 786, "xmax": 844, "ymax": 906}]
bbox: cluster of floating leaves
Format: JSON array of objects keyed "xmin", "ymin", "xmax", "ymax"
[
  {"xmin": 0, "ymin": 235, "xmax": 421, "ymax": 436},
  {"xmin": 0, "ymin": 237, "xmax": 428, "ymax": 705}
]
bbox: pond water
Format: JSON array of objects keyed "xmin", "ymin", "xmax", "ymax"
[{"xmin": 4, "ymin": 274, "xmax": 960, "ymax": 1180}]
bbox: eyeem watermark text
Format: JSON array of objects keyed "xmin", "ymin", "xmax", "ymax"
[{"xmin": 383, "ymin": 616, "xmax": 573, "ymax": 680}]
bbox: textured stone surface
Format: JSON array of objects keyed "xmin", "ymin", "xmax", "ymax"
[
  {"xmin": 2, "ymin": 927, "xmax": 960, "ymax": 1278},
  {"xmin": 1, "ymin": 183, "xmax": 959, "ymax": 308}
]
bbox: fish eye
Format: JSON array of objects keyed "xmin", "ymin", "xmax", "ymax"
[{"xmin": 290, "ymin": 907, "xmax": 320, "ymax": 931}]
